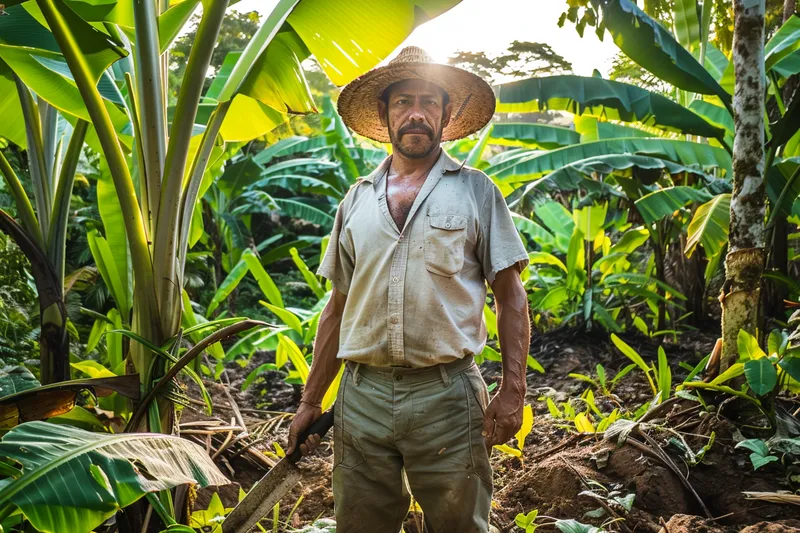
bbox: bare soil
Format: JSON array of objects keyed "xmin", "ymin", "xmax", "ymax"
[{"xmin": 185, "ymin": 328, "xmax": 800, "ymax": 532}]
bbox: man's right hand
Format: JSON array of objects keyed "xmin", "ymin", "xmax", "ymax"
[{"xmin": 287, "ymin": 401, "xmax": 323, "ymax": 456}]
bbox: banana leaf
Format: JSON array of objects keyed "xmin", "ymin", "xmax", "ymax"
[
  {"xmin": 495, "ymin": 75, "xmax": 725, "ymax": 139},
  {"xmin": 765, "ymin": 15, "xmax": 800, "ymax": 73},
  {"xmin": 0, "ymin": 420, "xmax": 228, "ymax": 533},
  {"xmin": 0, "ymin": 375, "xmax": 140, "ymax": 429},
  {"xmin": 487, "ymin": 138, "xmax": 732, "ymax": 184},
  {"xmin": 287, "ymin": 0, "xmax": 460, "ymax": 86},
  {"xmin": 526, "ymin": 154, "xmax": 714, "ymax": 201},
  {"xmin": 489, "ymin": 122, "xmax": 581, "ymax": 150},
  {"xmin": 592, "ymin": 0, "xmax": 730, "ymax": 104},
  {"xmin": 216, "ymin": 156, "xmax": 263, "ymax": 198},
  {"xmin": 574, "ymin": 115, "xmax": 657, "ymax": 141},
  {"xmin": 686, "ymin": 193, "xmax": 730, "ymax": 257},
  {"xmin": 634, "ymin": 185, "xmax": 714, "ymax": 224},
  {"xmin": 0, "ymin": 367, "xmax": 39, "ymax": 397},
  {"xmin": 688, "ymin": 99, "xmax": 734, "ymax": 140},
  {"xmin": 674, "ymin": 0, "xmax": 700, "ymax": 53}
]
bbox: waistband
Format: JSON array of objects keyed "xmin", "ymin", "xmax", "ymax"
[{"xmin": 344, "ymin": 356, "xmax": 476, "ymax": 386}]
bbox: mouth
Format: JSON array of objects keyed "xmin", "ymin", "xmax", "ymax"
[{"xmin": 402, "ymin": 130, "xmax": 431, "ymax": 137}]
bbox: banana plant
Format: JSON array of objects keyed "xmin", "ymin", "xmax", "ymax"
[
  {"xmin": 0, "ymin": 72, "xmax": 89, "ymax": 384},
  {"xmin": 481, "ymin": 0, "xmax": 800, "ymax": 334},
  {"xmin": 1, "ymin": 0, "xmax": 461, "ymax": 438},
  {"xmin": 0, "ymin": 420, "xmax": 228, "ymax": 533}
]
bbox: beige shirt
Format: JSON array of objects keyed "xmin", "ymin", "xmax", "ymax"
[{"xmin": 317, "ymin": 149, "xmax": 528, "ymax": 368}]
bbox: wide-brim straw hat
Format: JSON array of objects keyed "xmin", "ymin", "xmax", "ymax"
[{"xmin": 338, "ymin": 46, "xmax": 496, "ymax": 143}]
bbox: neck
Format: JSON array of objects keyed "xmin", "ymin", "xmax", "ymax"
[{"xmin": 389, "ymin": 146, "xmax": 441, "ymax": 178}]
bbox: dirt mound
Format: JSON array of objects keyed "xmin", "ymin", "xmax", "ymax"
[{"xmin": 739, "ymin": 522, "xmax": 800, "ymax": 533}]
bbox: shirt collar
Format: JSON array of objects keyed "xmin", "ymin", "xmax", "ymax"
[{"xmin": 361, "ymin": 148, "xmax": 464, "ymax": 184}]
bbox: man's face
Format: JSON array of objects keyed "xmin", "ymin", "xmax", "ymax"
[{"xmin": 378, "ymin": 79, "xmax": 453, "ymax": 159}]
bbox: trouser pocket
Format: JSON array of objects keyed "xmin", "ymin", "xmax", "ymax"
[{"xmin": 333, "ymin": 368, "xmax": 366, "ymax": 470}]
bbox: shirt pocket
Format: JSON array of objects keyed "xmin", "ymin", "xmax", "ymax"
[{"xmin": 424, "ymin": 214, "xmax": 468, "ymax": 277}]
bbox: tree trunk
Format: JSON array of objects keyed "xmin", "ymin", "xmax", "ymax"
[
  {"xmin": 721, "ymin": 0, "xmax": 767, "ymax": 372},
  {"xmin": 0, "ymin": 211, "xmax": 69, "ymax": 384}
]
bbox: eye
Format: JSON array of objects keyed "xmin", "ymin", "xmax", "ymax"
[{"xmin": 395, "ymin": 98, "xmax": 410, "ymax": 105}]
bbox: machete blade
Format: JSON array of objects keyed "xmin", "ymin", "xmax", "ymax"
[{"xmin": 224, "ymin": 458, "xmax": 303, "ymax": 533}]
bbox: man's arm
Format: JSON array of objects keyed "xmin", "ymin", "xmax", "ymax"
[
  {"xmin": 482, "ymin": 264, "xmax": 530, "ymax": 447},
  {"xmin": 286, "ymin": 288, "xmax": 347, "ymax": 455}
]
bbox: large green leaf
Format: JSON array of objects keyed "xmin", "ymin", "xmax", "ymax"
[
  {"xmin": 236, "ymin": 30, "xmax": 316, "ymax": 115},
  {"xmin": 86, "ymin": 229, "xmax": 129, "ymax": 316},
  {"xmin": 274, "ymin": 198, "xmax": 335, "ymax": 228},
  {"xmin": 765, "ymin": 15, "xmax": 800, "ymax": 73},
  {"xmin": 574, "ymin": 115, "xmax": 657, "ymax": 142},
  {"xmin": 242, "ymin": 249, "xmax": 283, "ymax": 308},
  {"xmin": 489, "ymin": 122, "xmax": 581, "ymax": 150},
  {"xmin": 592, "ymin": 0, "xmax": 730, "ymax": 103},
  {"xmin": 486, "ymin": 138, "xmax": 731, "ymax": 184},
  {"xmin": 688, "ymin": 99, "xmax": 734, "ymax": 140},
  {"xmin": 0, "ymin": 46, "xmax": 129, "ymax": 136},
  {"xmin": 0, "ymin": 61, "xmax": 26, "ymax": 147},
  {"xmin": 206, "ymin": 257, "xmax": 249, "ymax": 316},
  {"xmin": 0, "ymin": 367, "xmax": 40, "ymax": 397},
  {"xmin": 744, "ymin": 358, "xmax": 778, "ymax": 396},
  {"xmin": 8, "ymin": 1, "xmax": 126, "ymax": 80},
  {"xmin": 0, "ymin": 421, "xmax": 228, "ymax": 533},
  {"xmin": 495, "ymin": 75, "xmax": 725, "ymax": 139},
  {"xmin": 686, "ymin": 193, "xmax": 730, "ymax": 257},
  {"xmin": 674, "ymin": 0, "xmax": 700, "ymax": 53},
  {"xmin": 527, "ymin": 154, "xmax": 714, "ymax": 199},
  {"xmin": 216, "ymin": 156, "xmax": 263, "ymax": 198},
  {"xmin": 96, "ymin": 160, "xmax": 131, "ymax": 316},
  {"xmin": 635, "ymin": 185, "xmax": 713, "ymax": 224},
  {"xmin": 287, "ymin": 0, "xmax": 461, "ymax": 86}
]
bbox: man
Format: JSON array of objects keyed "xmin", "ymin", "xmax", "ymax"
[{"xmin": 287, "ymin": 47, "xmax": 531, "ymax": 533}]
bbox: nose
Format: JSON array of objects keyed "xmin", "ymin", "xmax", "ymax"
[{"xmin": 408, "ymin": 100, "xmax": 426, "ymax": 122}]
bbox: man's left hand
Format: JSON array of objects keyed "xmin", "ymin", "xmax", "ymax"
[{"xmin": 481, "ymin": 386, "xmax": 524, "ymax": 448}]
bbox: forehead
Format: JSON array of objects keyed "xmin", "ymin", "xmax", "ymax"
[{"xmin": 387, "ymin": 79, "xmax": 447, "ymax": 99}]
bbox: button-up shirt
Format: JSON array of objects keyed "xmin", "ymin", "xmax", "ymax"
[{"xmin": 317, "ymin": 149, "xmax": 528, "ymax": 368}]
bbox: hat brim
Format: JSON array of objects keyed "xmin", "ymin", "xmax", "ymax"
[{"xmin": 337, "ymin": 62, "xmax": 496, "ymax": 143}]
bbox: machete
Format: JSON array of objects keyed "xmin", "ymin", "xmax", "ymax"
[{"xmin": 223, "ymin": 408, "xmax": 335, "ymax": 533}]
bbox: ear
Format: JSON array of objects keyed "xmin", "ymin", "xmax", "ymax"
[
  {"xmin": 441, "ymin": 101, "xmax": 453, "ymax": 129},
  {"xmin": 377, "ymin": 100, "xmax": 388, "ymax": 128}
]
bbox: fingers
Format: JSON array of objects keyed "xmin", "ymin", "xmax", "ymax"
[
  {"xmin": 297, "ymin": 433, "xmax": 323, "ymax": 457},
  {"xmin": 489, "ymin": 422, "xmax": 515, "ymax": 447},
  {"xmin": 286, "ymin": 428, "xmax": 299, "ymax": 454},
  {"xmin": 481, "ymin": 406, "xmax": 496, "ymax": 442}
]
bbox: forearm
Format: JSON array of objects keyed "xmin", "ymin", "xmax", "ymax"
[
  {"xmin": 302, "ymin": 290, "xmax": 346, "ymax": 404},
  {"xmin": 493, "ymin": 270, "xmax": 530, "ymax": 400}
]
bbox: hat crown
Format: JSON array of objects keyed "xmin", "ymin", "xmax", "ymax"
[{"xmin": 389, "ymin": 46, "xmax": 436, "ymax": 66}]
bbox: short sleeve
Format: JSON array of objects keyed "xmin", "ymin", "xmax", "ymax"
[
  {"xmin": 477, "ymin": 183, "xmax": 529, "ymax": 284},
  {"xmin": 317, "ymin": 204, "xmax": 355, "ymax": 294}
]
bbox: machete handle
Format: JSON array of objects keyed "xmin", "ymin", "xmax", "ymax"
[{"xmin": 288, "ymin": 407, "xmax": 334, "ymax": 464}]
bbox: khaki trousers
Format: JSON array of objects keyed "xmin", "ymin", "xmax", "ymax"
[{"xmin": 331, "ymin": 357, "xmax": 492, "ymax": 533}]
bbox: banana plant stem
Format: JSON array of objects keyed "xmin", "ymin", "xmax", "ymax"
[
  {"xmin": 36, "ymin": 0, "xmax": 160, "ymax": 329},
  {"xmin": 154, "ymin": 0, "xmax": 229, "ymax": 338},
  {"xmin": 133, "ymin": 0, "xmax": 167, "ymax": 222},
  {"xmin": 0, "ymin": 151, "xmax": 44, "ymax": 247},
  {"xmin": 48, "ymin": 120, "xmax": 88, "ymax": 287}
]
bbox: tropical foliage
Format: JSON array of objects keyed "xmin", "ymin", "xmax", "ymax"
[{"xmin": 1, "ymin": 0, "xmax": 800, "ymax": 530}]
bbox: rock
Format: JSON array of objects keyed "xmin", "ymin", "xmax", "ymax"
[{"xmin": 739, "ymin": 521, "xmax": 800, "ymax": 533}]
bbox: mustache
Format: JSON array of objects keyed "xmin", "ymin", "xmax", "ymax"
[{"xmin": 398, "ymin": 124, "xmax": 434, "ymax": 138}]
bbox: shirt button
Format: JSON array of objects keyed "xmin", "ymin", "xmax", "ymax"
[
  {"xmin": 396, "ymin": 375, "xmax": 403, "ymax": 381},
  {"xmin": 390, "ymin": 316, "xmax": 399, "ymax": 324},
  {"xmin": 392, "ymin": 276, "xmax": 399, "ymax": 283},
  {"xmin": 445, "ymin": 222, "xmax": 451, "ymax": 228}
]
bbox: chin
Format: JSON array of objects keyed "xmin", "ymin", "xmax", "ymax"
[{"xmin": 399, "ymin": 140, "xmax": 435, "ymax": 158}]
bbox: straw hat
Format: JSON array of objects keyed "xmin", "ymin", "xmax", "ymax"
[{"xmin": 337, "ymin": 46, "xmax": 496, "ymax": 143}]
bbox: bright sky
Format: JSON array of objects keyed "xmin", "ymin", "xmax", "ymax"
[{"xmin": 231, "ymin": 0, "xmax": 620, "ymax": 78}]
